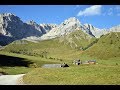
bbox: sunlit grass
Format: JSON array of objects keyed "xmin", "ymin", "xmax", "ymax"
[{"xmin": 23, "ymin": 63, "xmax": 120, "ymax": 85}]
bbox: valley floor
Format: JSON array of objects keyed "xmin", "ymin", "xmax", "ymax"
[{"xmin": 0, "ymin": 52, "xmax": 120, "ymax": 85}]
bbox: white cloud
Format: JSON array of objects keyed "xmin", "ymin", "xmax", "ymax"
[
  {"xmin": 74, "ymin": 5, "xmax": 80, "ymax": 9},
  {"xmin": 74, "ymin": 5, "xmax": 80, "ymax": 10},
  {"xmin": 115, "ymin": 6, "xmax": 120, "ymax": 10},
  {"xmin": 102, "ymin": 13, "xmax": 106, "ymax": 16},
  {"xmin": 74, "ymin": 5, "xmax": 81, "ymax": 9},
  {"xmin": 105, "ymin": 6, "xmax": 120, "ymax": 16},
  {"xmin": 76, "ymin": 5, "xmax": 80, "ymax": 8},
  {"xmin": 107, "ymin": 8, "xmax": 113, "ymax": 16},
  {"xmin": 109, "ymin": 8, "xmax": 113, "ymax": 11},
  {"xmin": 114, "ymin": 6, "xmax": 120, "ymax": 16},
  {"xmin": 115, "ymin": 6, "xmax": 120, "ymax": 15},
  {"xmin": 77, "ymin": 5, "xmax": 102, "ymax": 16},
  {"xmin": 108, "ymin": 12, "xmax": 113, "ymax": 15}
]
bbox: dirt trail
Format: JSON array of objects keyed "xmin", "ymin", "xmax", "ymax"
[{"xmin": 0, "ymin": 74, "xmax": 25, "ymax": 85}]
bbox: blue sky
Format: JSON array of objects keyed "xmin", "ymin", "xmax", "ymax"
[{"xmin": 0, "ymin": 5, "xmax": 120, "ymax": 29}]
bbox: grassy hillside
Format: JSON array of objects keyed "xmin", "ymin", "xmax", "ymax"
[
  {"xmin": 83, "ymin": 32, "xmax": 120, "ymax": 59},
  {"xmin": 0, "ymin": 30, "xmax": 98, "ymax": 75},
  {"xmin": 59, "ymin": 30, "xmax": 97, "ymax": 50},
  {"xmin": 1, "ymin": 31, "xmax": 120, "ymax": 85},
  {"xmin": 1, "ymin": 30, "xmax": 97, "ymax": 62},
  {"xmin": 0, "ymin": 51, "xmax": 61, "ymax": 74},
  {"xmin": 23, "ymin": 60, "xmax": 120, "ymax": 85}
]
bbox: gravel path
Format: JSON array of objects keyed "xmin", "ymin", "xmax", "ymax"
[{"xmin": 0, "ymin": 74, "xmax": 25, "ymax": 85}]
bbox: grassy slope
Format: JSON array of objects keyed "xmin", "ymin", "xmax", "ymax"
[
  {"xmin": 83, "ymin": 32, "xmax": 120, "ymax": 59},
  {"xmin": 23, "ymin": 62, "xmax": 120, "ymax": 85},
  {"xmin": 0, "ymin": 31, "xmax": 120, "ymax": 84},
  {"xmin": 0, "ymin": 30, "xmax": 97, "ymax": 75},
  {"xmin": 22, "ymin": 32, "xmax": 120, "ymax": 85},
  {"xmin": 59, "ymin": 30, "xmax": 97, "ymax": 49},
  {"xmin": 0, "ymin": 51, "xmax": 61, "ymax": 74},
  {"xmin": 1, "ymin": 30, "xmax": 96, "ymax": 62}
]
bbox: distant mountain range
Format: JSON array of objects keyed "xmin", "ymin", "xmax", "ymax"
[{"xmin": 0, "ymin": 13, "xmax": 120, "ymax": 46}]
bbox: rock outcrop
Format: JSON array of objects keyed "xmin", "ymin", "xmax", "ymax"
[
  {"xmin": 40, "ymin": 17, "xmax": 91, "ymax": 40},
  {"xmin": 0, "ymin": 13, "xmax": 56, "ymax": 45},
  {"xmin": 83, "ymin": 24, "xmax": 109, "ymax": 38},
  {"xmin": 0, "ymin": 13, "xmax": 120, "ymax": 46},
  {"xmin": 40, "ymin": 17, "xmax": 120, "ymax": 40}
]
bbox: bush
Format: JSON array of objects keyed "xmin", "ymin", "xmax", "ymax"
[
  {"xmin": 0, "ymin": 68, "xmax": 8, "ymax": 75},
  {"xmin": 110, "ymin": 40, "xmax": 113, "ymax": 44},
  {"xmin": 28, "ymin": 63, "xmax": 38, "ymax": 68},
  {"xmin": 116, "ymin": 63, "xmax": 118, "ymax": 65},
  {"xmin": 119, "ymin": 47, "xmax": 120, "ymax": 49},
  {"xmin": 49, "ymin": 57, "xmax": 53, "ymax": 59}
]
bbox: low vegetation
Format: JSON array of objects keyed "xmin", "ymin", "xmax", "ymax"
[
  {"xmin": 23, "ymin": 61, "xmax": 120, "ymax": 85},
  {"xmin": 0, "ymin": 51, "xmax": 60, "ymax": 74},
  {"xmin": 84, "ymin": 32, "xmax": 120, "ymax": 59},
  {"xmin": 0, "ymin": 32, "xmax": 120, "ymax": 84}
]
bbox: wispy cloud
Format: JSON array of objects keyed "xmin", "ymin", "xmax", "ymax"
[
  {"xmin": 77, "ymin": 5, "xmax": 102, "ymax": 16},
  {"xmin": 76, "ymin": 5, "xmax": 80, "ymax": 8},
  {"xmin": 115, "ymin": 6, "xmax": 120, "ymax": 11},
  {"xmin": 104, "ymin": 6, "xmax": 120, "ymax": 16},
  {"xmin": 107, "ymin": 8, "xmax": 113, "ymax": 16},
  {"xmin": 74, "ymin": 5, "xmax": 81, "ymax": 9},
  {"xmin": 115, "ymin": 6, "xmax": 120, "ymax": 16}
]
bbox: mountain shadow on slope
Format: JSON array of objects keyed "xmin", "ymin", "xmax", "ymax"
[{"xmin": 0, "ymin": 54, "xmax": 33, "ymax": 67}]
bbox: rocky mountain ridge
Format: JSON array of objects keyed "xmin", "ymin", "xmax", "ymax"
[
  {"xmin": 40, "ymin": 17, "xmax": 120, "ymax": 40},
  {"xmin": 0, "ymin": 13, "xmax": 120, "ymax": 46},
  {"xmin": 0, "ymin": 13, "xmax": 57, "ymax": 45}
]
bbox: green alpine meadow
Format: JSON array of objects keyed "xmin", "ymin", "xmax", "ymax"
[
  {"xmin": 0, "ymin": 5, "xmax": 120, "ymax": 85},
  {"xmin": 0, "ymin": 31, "xmax": 120, "ymax": 85}
]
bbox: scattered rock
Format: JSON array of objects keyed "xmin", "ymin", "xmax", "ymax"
[{"xmin": 0, "ymin": 13, "xmax": 56, "ymax": 46}]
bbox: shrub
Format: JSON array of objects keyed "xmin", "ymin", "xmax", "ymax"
[
  {"xmin": 116, "ymin": 63, "xmax": 118, "ymax": 65},
  {"xmin": 119, "ymin": 47, "xmax": 120, "ymax": 49},
  {"xmin": 110, "ymin": 40, "xmax": 113, "ymax": 44},
  {"xmin": 28, "ymin": 63, "xmax": 38, "ymax": 68},
  {"xmin": 49, "ymin": 57, "xmax": 53, "ymax": 59}
]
